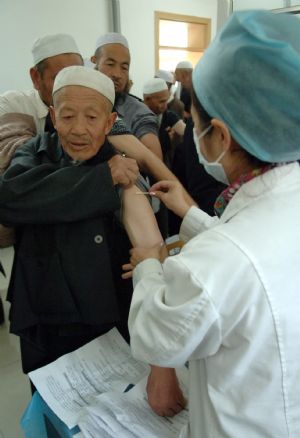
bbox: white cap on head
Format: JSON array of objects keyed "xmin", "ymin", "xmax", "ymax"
[
  {"xmin": 143, "ymin": 78, "xmax": 168, "ymax": 95},
  {"xmin": 95, "ymin": 32, "xmax": 129, "ymax": 51},
  {"xmin": 175, "ymin": 60, "xmax": 193, "ymax": 69},
  {"xmin": 32, "ymin": 33, "xmax": 80, "ymax": 65},
  {"xmin": 155, "ymin": 69, "xmax": 174, "ymax": 84},
  {"xmin": 52, "ymin": 66, "xmax": 115, "ymax": 104}
]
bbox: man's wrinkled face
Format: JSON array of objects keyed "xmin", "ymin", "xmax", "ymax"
[
  {"xmin": 31, "ymin": 53, "xmax": 83, "ymax": 107},
  {"xmin": 95, "ymin": 44, "xmax": 130, "ymax": 94},
  {"xmin": 144, "ymin": 89, "xmax": 170, "ymax": 115},
  {"xmin": 50, "ymin": 85, "xmax": 116, "ymax": 161}
]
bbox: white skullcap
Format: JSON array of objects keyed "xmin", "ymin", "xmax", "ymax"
[
  {"xmin": 143, "ymin": 78, "xmax": 168, "ymax": 95},
  {"xmin": 95, "ymin": 32, "xmax": 129, "ymax": 51},
  {"xmin": 32, "ymin": 33, "xmax": 80, "ymax": 65},
  {"xmin": 175, "ymin": 60, "xmax": 193, "ymax": 69},
  {"xmin": 52, "ymin": 66, "xmax": 115, "ymax": 104},
  {"xmin": 155, "ymin": 69, "xmax": 174, "ymax": 84}
]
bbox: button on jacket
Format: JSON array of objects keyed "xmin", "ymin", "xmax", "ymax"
[{"xmin": 129, "ymin": 163, "xmax": 300, "ymax": 437}]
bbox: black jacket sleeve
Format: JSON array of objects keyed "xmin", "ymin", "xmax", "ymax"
[{"xmin": 0, "ymin": 134, "xmax": 120, "ymax": 225}]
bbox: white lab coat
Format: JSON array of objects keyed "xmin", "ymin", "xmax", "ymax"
[
  {"xmin": 0, "ymin": 88, "xmax": 48, "ymax": 133},
  {"xmin": 129, "ymin": 163, "xmax": 300, "ymax": 437}
]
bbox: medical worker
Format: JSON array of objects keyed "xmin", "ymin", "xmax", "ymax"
[{"xmin": 127, "ymin": 10, "xmax": 300, "ymax": 437}]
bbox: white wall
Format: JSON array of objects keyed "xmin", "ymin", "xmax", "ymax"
[
  {"xmin": 0, "ymin": 0, "xmax": 112, "ymax": 94},
  {"xmin": 0, "ymin": 0, "xmax": 218, "ymax": 97},
  {"xmin": 233, "ymin": 0, "xmax": 285, "ymax": 10},
  {"xmin": 119, "ymin": 0, "xmax": 218, "ymax": 97}
]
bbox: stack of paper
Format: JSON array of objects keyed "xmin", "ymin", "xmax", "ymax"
[
  {"xmin": 78, "ymin": 369, "xmax": 189, "ymax": 438},
  {"xmin": 29, "ymin": 328, "xmax": 189, "ymax": 437}
]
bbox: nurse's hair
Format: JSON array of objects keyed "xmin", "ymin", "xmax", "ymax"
[
  {"xmin": 191, "ymin": 86, "xmax": 211, "ymax": 130},
  {"xmin": 191, "ymin": 86, "xmax": 269, "ymax": 168}
]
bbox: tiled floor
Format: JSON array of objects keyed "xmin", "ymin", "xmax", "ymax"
[{"xmin": 0, "ymin": 248, "xmax": 31, "ymax": 438}]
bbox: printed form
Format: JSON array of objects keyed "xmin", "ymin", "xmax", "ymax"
[{"xmin": 29, "ymin": 327, "xmax": 189, "ymax": 437}]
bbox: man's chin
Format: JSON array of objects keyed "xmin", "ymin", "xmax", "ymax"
[{"xmin": 67, "ymin": 149, "xmax": 93, "ymax": 162}]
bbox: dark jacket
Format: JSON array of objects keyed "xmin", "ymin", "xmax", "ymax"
[
  {"xmin": 0, "ymin": 133, "xmax": 132, "ymax": 336},
  {"xmin": 159, "ymin": 110, "xmax": 180, "ymax": 169}
]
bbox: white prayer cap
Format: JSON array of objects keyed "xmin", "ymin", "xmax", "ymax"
[
  {"xmin": 143, "ymin": 78, "xmax": 168, "ymax": 95},
  {"xmin": 175, "ymin": 60, "xmax": 193, "ymax": 69},
  {"xmin": 95, "ymin": 32, "xmax": 129, "ymax": 51},
  {"xmin": 52, "ymin": 66, "xmax": 115, "ymax": 104},
  {"xmin": 32, "ymin": 33, "xmax": 80, "ymax": 65},
  {"xmin": 155, "ymin": 69, "xmax": 174, "ymax": 84}
]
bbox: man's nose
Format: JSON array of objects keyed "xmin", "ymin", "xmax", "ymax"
[
  {"xmin": 111, "ymin": 64, "xmax": 122, "ymax": 79},
  {"xmin": 71, "ymin": 116, "xmax": 86, "ymax": 133}
]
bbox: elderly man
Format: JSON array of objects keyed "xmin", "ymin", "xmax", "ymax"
[
  {"xmin": 0, "ymin": 66, "xmax": 184, "ymax": 416},
  {"xmin": 0, "ymin": 66, "xmax": 141, "ymax": 374},
  {"xmin": 91, "ymin": 32, "xmax": 163, "ymax": 160}
]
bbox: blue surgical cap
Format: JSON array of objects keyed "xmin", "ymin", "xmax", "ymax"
[{"xmin": 193, "ymin": 10, "xmax": 300, "ymax": 163}]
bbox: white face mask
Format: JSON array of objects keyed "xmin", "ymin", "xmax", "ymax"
[{"xmin": 193, "ymin": 126, "xmax": 229, "ymax": 185}]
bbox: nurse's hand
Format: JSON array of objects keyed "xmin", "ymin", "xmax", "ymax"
[
  {"xmin": 121, "ymin": 243, "xmax": 168, "ymax": 279},
  {"xmin": 129, "ymin": 244, "xmax": 161, "ymax": 265},
  {"xmin": 149, "ymin": 180, "xmax": 197, "ymax": 218},
  {"xmin": 147, "ymin": 366, "xmax": 187, "ymax": 417}
]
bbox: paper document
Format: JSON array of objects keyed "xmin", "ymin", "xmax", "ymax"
[
  {"xmin": 78, "ymin": 368, "xmax": 189, "ymax": 438},
  {"xmin": 29, "ymin": 328, "xmax": 150, "ymax": 429}
]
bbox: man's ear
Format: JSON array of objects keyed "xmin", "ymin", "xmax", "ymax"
[
  {"xmin": 211, "ymin": 118, "xmax": 232, "ymax": 151},
  {"xmin": 105, "ymin": 111, "xmax": 118, "ymax": 135},
  {"xmin": 90, "ymin": 55, "xmax": 96, "ymax": 64},
  {"xmin": 29, "ymin": 67, "xmax": 41, "ymax": 91},
  {"xmin": 49, "ymin": 105, "xmax": 56, "ymax": 128}
]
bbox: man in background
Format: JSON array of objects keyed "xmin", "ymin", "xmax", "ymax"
[
  {"xmin": 174, "ymin": 60, "xmax": 193, "ymax": 119},
  {"xmin": 0, "ymin": 33, "xmax": 83, "ymax": 148},
  {"xmin": 155, "ymin": 69, "xmax": 184, "ymax": 118},
  {"xmin": 91, "ymin": 32, "xmax": 163, "ymax": 160},
  {"xmin": 143, "ymin": 78, "xmax": 185, "ymax": 169}
]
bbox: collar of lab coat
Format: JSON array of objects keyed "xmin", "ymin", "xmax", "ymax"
[{"xmin": 220, "ymin": 162, "xmax": 299, "ymax": 224}]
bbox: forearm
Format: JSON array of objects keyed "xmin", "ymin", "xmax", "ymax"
[
  {"xmin": 139, "ymin": 133, "xmax": 163, "ymax": 160},
  {"xmin": 122, "ymin": 185, "xmax": 162, "ymax": 247},
  {"xmin": 108, "ymin": 134, "xmax": 177, "ymax": 182}
]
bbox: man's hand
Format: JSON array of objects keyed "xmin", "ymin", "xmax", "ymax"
[
  {"xmin": 150, "ymin": 180, "xmax": 197, "ymax": 218},
  {"xmin": 147, "ymin": 366, "xmax": 187, "ymax": 417},
  {"xmin": 108, "ymin": 154, "xmax": 139, "ymax": 187}
]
